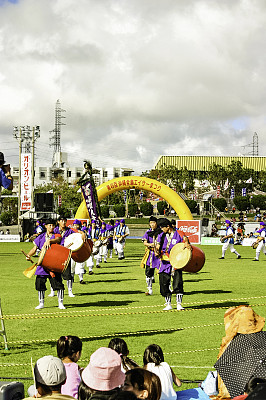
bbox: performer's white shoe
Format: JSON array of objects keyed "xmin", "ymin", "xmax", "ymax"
[
  {"xmin": 68, "ymin": 292, "xmax": 75, "ymax": 297},
  {"xmin": 58, "ymin": 303, "xmax": 66, "ymax": 310},
  {"xmin": 48, "ymin": 292, "xmax": 55, "ymax": 297},
  {"xmin": 163, "ymin": 304, "xmax": 172, "ymax": 311},
  {"xmin": 35, "ymin": 303, "xmax": 44, "ymax": 310},
  {"xmin": 176, "ymin": 304, "xmax": 185, "ymax": 311}
]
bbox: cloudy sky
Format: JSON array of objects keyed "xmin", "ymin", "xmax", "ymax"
[{"xmin": 1, "ymin": 0, "xmax": 266, "ymax": 175}]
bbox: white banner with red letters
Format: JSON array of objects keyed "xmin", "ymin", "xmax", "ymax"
[
  {"xmin": 176, "ymin": 220, "xmax": 201, "ymax": 244},
  {"xmin": 21, "ymin": 153, "xmax": 32, "ymax": 211}
]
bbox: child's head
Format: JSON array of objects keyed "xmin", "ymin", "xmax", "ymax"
[
  {"xmin": 57, "ymin": 335, "xmax": 82, "ymax": 362},
  {"xmin": 123, "ymin": 368, "xmax": 161, "ymax": 400},
  {"xmin": 108, "ymin": 338, "xmax": 129, "ymax": 357},
  {"xmin": 143, "ymin": 344, "xmax": 164, "ymax": 366}
]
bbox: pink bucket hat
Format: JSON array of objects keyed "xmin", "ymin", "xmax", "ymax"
[{"xmin": 82, "ymin": 347, "xmax": 125, "ymax": 391}]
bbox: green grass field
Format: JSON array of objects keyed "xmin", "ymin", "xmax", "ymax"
[{"xmin": 0, "ymin": 240, "xmax": 266, "ymax": 392}]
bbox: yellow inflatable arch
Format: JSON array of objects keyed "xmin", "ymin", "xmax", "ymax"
[{"xmin": 75, "ymin": 176, "xmax": 193, "ymax": 220}]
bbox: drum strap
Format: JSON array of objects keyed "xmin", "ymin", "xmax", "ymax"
[{"xmin": 165, "ymin": 232, "xmax": 174, "ymax": 253}]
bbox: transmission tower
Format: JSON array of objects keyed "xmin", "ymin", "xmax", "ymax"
[
  {"xmin": 49, "ymin": 100, "xmax": 66, "ymax": 166},
  {"xmin": 242, "ymin": 132, "xmax": 259, "ymax": 156}
]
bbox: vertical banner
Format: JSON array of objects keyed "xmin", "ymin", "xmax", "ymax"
[
  {"xmin": 81, "ymin": 181, "xmax": 100, "ymax": 227},
  {"xmin": 242, "ymin": 188, "xmax": 246, "ymax": 196},
  {"xmin": 58, "ymin": 194, "xmax": 62, "ymax": 207},
  {"xmin": 21, "ymin": 153, "xmax": 32, "ymax": 211},
  {"xmin": 216, "ymin": 185, "xmax": 220, "ymax": 198},
  {"xmin": 230, "ymin": 188, "xmax": 235, "ymax": 199}
]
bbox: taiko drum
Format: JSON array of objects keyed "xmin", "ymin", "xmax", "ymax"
[
  {"xmin": 64, "ymin": 233, "xmax": 93, "ymax": 263},
  {"xmin": 169, "ymin": 242, "xmax": 205, "ymax": 273},
  {"xmin": 37, "ymin": 244, "xmax": 72, "ymax": 274}
]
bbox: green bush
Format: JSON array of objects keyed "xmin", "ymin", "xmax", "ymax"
[
  {"xmin": 140, "ymin": 201, "xmax": 153, "ymax": 216},
  {"xmin": 213, "ymin": 198, "xmax": 227, "ymax": 212},
  {"xmin": 0, "ymin": 210, "xmax": 13, "ymax": 226},
  {"xmin": 157, "ymin": 201, "xmax": 168, "ymax": 215},
  {"xmin": 128, "ymin": 203, "xmax": 139, "ymax": 217},
  {"xmin": 100, "ymin": 205, "xmax": 109, "ymax": 219},
  {"xmin": 250, "ymin": 195, "xmax": 266, "ymax": 210},
  {"xmin": 113, "ymin": 204, "xmax": 125, "ymax": 217},
  {"xmin": 184, "ymin": 200, "xmax": 197, "ymax": 213},
  {"xmin": 233, "ymin": 196, "xmax": 251, "ymax": 211},
  {"xmin": 57, "ymin": 206, "xmax": 71, "ymax": 218}
]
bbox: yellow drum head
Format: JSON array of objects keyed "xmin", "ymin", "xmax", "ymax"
[{"xmin": 169, "ymin": 243, "xmax": 192, "ymax": 270}]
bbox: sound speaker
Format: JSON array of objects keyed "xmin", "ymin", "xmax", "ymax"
[
  {"xmin": 0, "ymin": 381, "xmax": 24, "ymax": 400},
  {"xmin": 35, "ymin": 193, "xmax": 53, "ymax": 212},
  {"xmin": 202, "ymin": 218, "xmax": 209, "ymax": 227}
]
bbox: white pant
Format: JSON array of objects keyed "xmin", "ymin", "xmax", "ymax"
[
  {"xmin": 74, "ymin": 261, "xmax": 86, "ymax": 274},
  {"xmin": 99, "ymin": 245, "xmax": 108, "ymax": 259},
  {"xmin": 256, "ymin": 241, "xmax": 266, "ymax": 259},
  {"xmin": 222, "ymin": 241, "xmax": 240, "ymax": 256}
]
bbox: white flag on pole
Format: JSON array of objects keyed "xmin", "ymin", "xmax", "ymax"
[
  {"xmin": 224, "ymin": 178, "xmax": 229, "ymax": 190},
  {"xmin": 183, "ymin": 181, "xmax": 186, "ymax": 189},
  {"xmin": 246, "ymin": 177, "xmax": 252, "ymax": 183}
]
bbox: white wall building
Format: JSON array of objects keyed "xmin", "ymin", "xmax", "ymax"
[{"xmin": 10, "ymin": 165, "xmax": 134, "ymax": 194}]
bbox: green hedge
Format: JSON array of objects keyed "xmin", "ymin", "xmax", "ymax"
[{"xmin": 140, "ymin": 202, "xmax": 153, "ymax": 216}]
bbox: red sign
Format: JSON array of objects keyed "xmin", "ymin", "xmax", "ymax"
[
  {"xmin": 176, "ymin": 220, "xmax": 201, "ymax": 244},
  {"xmin": 58, "ymin": 195, "xmax": 62, "ymax": 207}
]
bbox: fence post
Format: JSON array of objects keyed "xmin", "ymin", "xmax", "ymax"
[{"xmin": 0, "ymin": 298, "xmax": 8, "ymax": 350}]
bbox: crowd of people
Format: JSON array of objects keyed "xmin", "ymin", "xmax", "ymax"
[
  {"xmin": 25, "ymin": 337, "xmax": 181, "ymax": 400},
  {"xmin": 24, "ymin": 216, "xmax": 130, "ymax": 310}
]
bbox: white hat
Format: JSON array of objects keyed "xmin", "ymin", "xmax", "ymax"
[{"xmin": 34, "ymin": 356, "xmax": 66, "ymax": 386}]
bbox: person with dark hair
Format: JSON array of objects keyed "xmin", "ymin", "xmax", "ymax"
[
  {"xmin": 232, "ymin": 377, "xmax": 266, "ymax": 400},
  {"xmin": 123, "ymin": 368, "xmax": 161, "ymax": 400},
  {"xmin": 78, "ymin": 347, "xmax": 125, "ymax": 400},
  {"xmin": 141, "ymin": 216, "xmax": 162, "ymax": 295},
  {"xmin": 143, "ymin": 344, "xmax": 181, "ymax": 400},
  {"xmin": 109, "ymin": 391, "xmax": 137, "ymax": 400},
  {"xmin": 53, "ymin": 216, "xmax": 85, "ymax": 297},
  {"xmin": 0, "ymin": 152, "xmax": 13, "ymax": 192},
  {"xmin": 106, "ymin": 219, "xmax": 115, "ymax": 259},
  {"xmin": 156, "ymin": 218, "xmax": 191, "ymax": 311},
  {"xmin": 108, "ymin": 338, "xmax": 138, "ymax": 372},
  {"xmin": 57, "ymin": 335, "xmax": 83, "ymax": 399},
  {"xmin": 24, "ymin": 355, "xmax": 74, "ymax": 400},
  {"xmin": 25, "ymin": 219, "xmax": 65, "ymax": 310}
]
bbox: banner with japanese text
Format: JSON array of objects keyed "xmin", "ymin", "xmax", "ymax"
[{"xmin": 21, "ymin": 153, "xmax": 32, "ymax": 211}]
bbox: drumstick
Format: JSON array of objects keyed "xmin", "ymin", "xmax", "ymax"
[
  {"xmin": 21, "ymin": 249, "xmax": 34, "ymax": 263},
  {"xmin": 65, "ymin": 242, "xmax": 74, "ymax": 248}
]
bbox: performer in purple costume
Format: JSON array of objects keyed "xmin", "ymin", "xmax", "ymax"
[
  {"xmin": 105, "ymin": 219, "xmax": 115, "ymax": 259},
  {"xmin": 142, "ymin": 216, "xmax": 161, "ymax": 295},
  {"xmin": 25, "ymin": 219, "xmax": 65, "ymax": 310},
  {"xmin": 52, "ymin": 216, "xmax": 85, "ymax": 296},
  {"xmin": 156, "ymin": 219, "xmax": 191, "ymax": 311}
]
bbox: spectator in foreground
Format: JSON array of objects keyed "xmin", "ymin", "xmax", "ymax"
[
  {"xmin": 57, "ymin": 335, "xmax": 82, "ymax": 398},
  {"xmin": 143, "ymin": 344, "xmax": 181, "ymax": 400},
  {"xmin": 25, "ymin": 355, "xmax": 74, "ymax": 400},
  {"xmin": 108, "ymin": 338, "xmax": 139, "ymax": 373},
  {"xmin": 78, "ymin": 347, "xmax": 125, "ymax": 400},
  {"xmin": 216, "ymin": 306, "xmax": 265, "ymax": 398},
  {"xmin": 232, "ymin": 377, "xmax": 266, "ymax": 400},
  {"xmin": 123, "ymin": 368, "xmax": 161, "ymax": 400}
]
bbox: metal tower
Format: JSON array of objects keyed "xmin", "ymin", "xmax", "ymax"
[
  {"xmin": 242, "ymin": 132, "xmax": 259, "ymax": 156},
  {"xmin": 49, "ymin": 100, "xmax": 66, "ymax": 166}
]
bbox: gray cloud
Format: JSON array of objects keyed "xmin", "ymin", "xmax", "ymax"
[{"xmin": 1, "ymin": 0, "xmax": 265, "ymax": 175}]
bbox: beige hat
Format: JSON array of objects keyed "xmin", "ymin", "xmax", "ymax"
[{"xmin": 34, "ymin": 355, "xmax": 66, "ymax": 386}]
